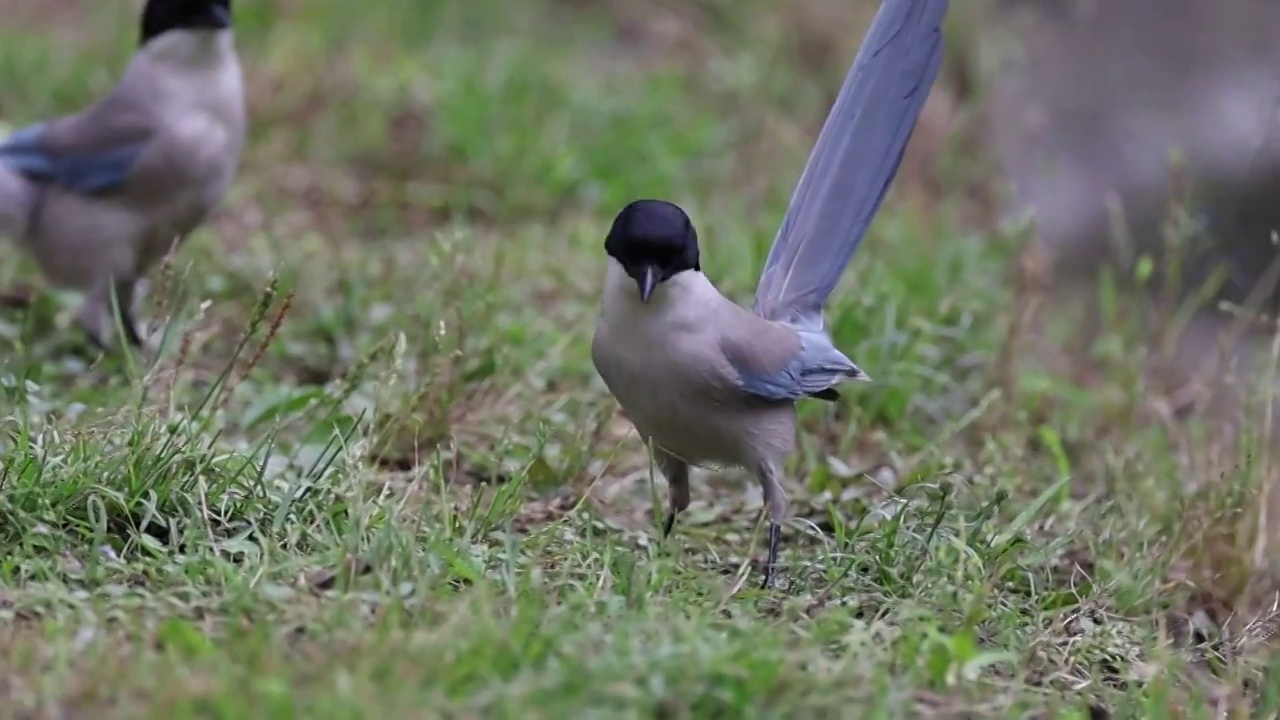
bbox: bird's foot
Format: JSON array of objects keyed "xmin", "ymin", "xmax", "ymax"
[
  {"xmin": 78, "ymin": 308, "xmax": 146, "ymax": 354},
  {"xmin": 662, "ymin": 510, "xmax": 678, "ymax": 539},
  {"xmin": 80, "ymin": 323, "xmax": 110, "ymax": 354},
  {"xmin": 0, "ymin": 285, "xmax": 34, "ymax": 309},
  {"xmin": 119, "ymin": 308, "xmax": 143, "ymax": 348}
]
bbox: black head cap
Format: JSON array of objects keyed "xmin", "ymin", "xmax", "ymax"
[
  {"xmin": 605, "ymin": 199, "xmax": 701, "ymax": 303},
  {"xmin": 141, "ymin": 0, "xmax": 232, "ymax": 46}
]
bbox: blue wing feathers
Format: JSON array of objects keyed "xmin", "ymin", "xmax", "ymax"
[
  {"xmin": 737, "ymin": 364, "xmax": 851, "ymax": 402},
  {"xmin": 734, "ymin": 333, "xmax": 861, "ymax": 402},
  {"xmin": 0, "ymin": 122, "xmax": 149, "ymax": 195}
]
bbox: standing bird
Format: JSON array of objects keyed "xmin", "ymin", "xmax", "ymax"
[
  {"xmin": 591, "ymin": 0, "xmax": 948, "ymax": 589},
  {"xmin": 0, "ymin": 0, "xmax": 245, "ymax": 349}
]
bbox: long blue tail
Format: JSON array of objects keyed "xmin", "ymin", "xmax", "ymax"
[{"xmin": 753, "ymin": 0, "xmax": 948, "ymax": 329}]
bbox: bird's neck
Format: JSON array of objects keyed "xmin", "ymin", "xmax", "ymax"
[
  {"xmin": 140, "ymin": 30, "xmax": 238, "ymax": 73},
  {"xmin": 131, "ymin": 29, "xmax": 244, "ymax": 129}
]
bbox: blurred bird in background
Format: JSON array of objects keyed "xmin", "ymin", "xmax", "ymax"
[
  {"xmin": 591, "ymin": 0, "xmax": 948, "ymax": 588},
  {"xmin": 0, "ymin": 0, "xmax": 245, "ymax": 350}
]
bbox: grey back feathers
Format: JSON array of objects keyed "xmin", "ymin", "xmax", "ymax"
[
  {"xmin": 753, "ymin": 0, "xmax": 948, "ymax": 330},
  {"xmin": 0, "ymin": 30, "xmax": 245, "ymax": 245}
]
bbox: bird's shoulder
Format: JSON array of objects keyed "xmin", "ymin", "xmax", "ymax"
[
  {"xmin": 0, "ymin": 91, "xmax": 157, "ymax": 195},
  {"xmin": 717, "ymin": 311, "xmax": 863, "ymax": 402},
  {"xmin": 12, "ymin": 88, "xmax": 157, "ymax": 159},
  {"xmin": 716, "ymin": 308, "xmax": 803, "ymax": 380}
]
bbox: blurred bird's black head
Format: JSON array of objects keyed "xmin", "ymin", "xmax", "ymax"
[
  {"xmin": 605, "ymin": 199, "xmax": 701, "ymax": 303},
  {"xmin": 141, "ymin": 0, "xmax": 232, "ymax": 45}
]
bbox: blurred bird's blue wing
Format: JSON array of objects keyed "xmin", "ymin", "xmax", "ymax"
[
  {"xmin": 0, "ymin": 97, "xmax": 155, "ymax": 196},
  {"xmin": 753, "ymin": 0, "xmax": 948, "ymax": 329},
  {"xmin": 0, "ymin": 124, "xmax": 150, "ymax": 195}
]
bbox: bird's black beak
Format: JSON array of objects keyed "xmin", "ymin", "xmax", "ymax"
[{"xmin": 638, "ymin": 265, "xmax": 658, "ymax": 303}]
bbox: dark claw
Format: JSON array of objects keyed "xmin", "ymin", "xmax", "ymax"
[
  {"xmin": 82, "ymin": 326, "xmax": 109, "ymax": 353},
  {"xmin": 760, "ymin": 522, "xmax": 781, "ymax": 590},
  {"xmin": 0, "ymin": 289, "xmax": 32, "ymax": 308},
  {"xmin": 81, "ymin": 313, "xmax": 142, "ymax": 352},
  {"xmin": 119, "ymin": 308, "xmax": 143, "ymax": 347},
  {"xmin": 662, "ymin": 510, "xmax": 677, "ymax": 539}
]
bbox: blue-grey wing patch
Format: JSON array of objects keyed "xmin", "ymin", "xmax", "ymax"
[
  {"xmin": 735, "ymin": 357, "xmax": 856, "ymax": 402},
  {"xmin": 0, "ymin": 103, "xmax": 155, "ymax": 196},
  {"xmin": 720, "ymin": 323, "xmax": 863, "ymax": 402}
]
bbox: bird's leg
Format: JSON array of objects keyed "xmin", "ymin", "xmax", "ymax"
[
  {"xmin": 76, "ymin": 276, "xmax": 141, "ymax": 350},
  {"xmin": 81, "ymin": 323, "xmax": 109, "ymax": 353},
  {"xmin": 76, "ymin": 278, "xmax": 115, "ymax": 351},
  {"xmin": 0, "ymin": 285, "xmax": 33, "ymax": 309},
  {"xmin": 111, "ymin": 277, "xmax": 143, "ymax": 347},
  {"xmin": 757, "ymin": 462, "xmax": 789, "ymax": 590},
  {"xmin": 656, "ymin": 448, "xmax": 690, "ymax": 539}
]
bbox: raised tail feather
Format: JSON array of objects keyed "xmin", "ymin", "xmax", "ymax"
[{"xmin": 752, "ymin": 0, "xmax": 948, "ymax": 329}]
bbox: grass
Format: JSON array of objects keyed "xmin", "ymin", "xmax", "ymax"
[{"xmin": 0, "ymin": 0, "xmax": 1278, "ymax": 717}]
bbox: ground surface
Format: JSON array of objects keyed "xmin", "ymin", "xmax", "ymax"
[{"xmin": 0, "ymin": 1, "xmax": 1277, "ymax": 718}]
